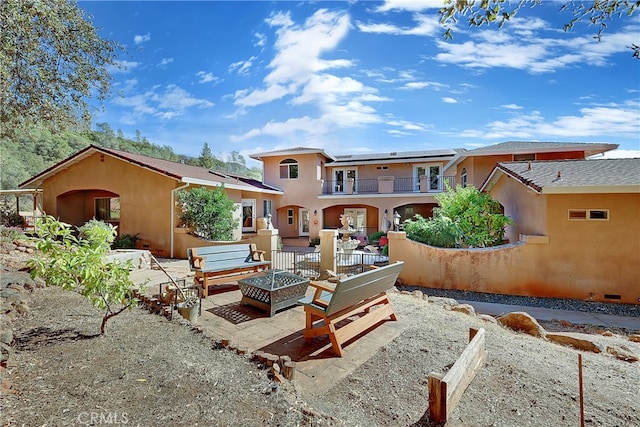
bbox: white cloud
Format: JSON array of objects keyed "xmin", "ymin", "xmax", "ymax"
[
  {"xmin": 158, "ymin": 58, "xmax": 174, "ymax": 67},
  {"xmin": 442, "ymin": 97, "xmax": 458, "ymax": 104},
  {"xmin": 434, "ymin": 17, "xmax": 640, "ymax": 73},
  {"xmin": 254, "ymin": 32, "xmax": 266, "ymax": 47},
  {"xmin": 133, "ymin": 33, "xmax": 151, "ymax": 44},
  {"xmin": 357, "ymin": 13, "xmax": 440, "ymax": 36},
  {"xmin": 458, "ymin": 100, "xmax": 640, "ymax": 140},
  {"xmin": 401, "ymin": 81, "xmax": 447, "ymax": 90},
  {"xmin": 596, "ymin": 149, "xmax": 640, "ymax": 159},
  {"xmin": 232, "ymin": 9, "xmax": 385, "ymax": 141},
  {"xmin": 501, "ymin": 104, "xmax": 523, "ymax": 110},
  {"xmin": 112, "ymin": 83, "xmax": 214, "ymax": 125},
  {"xmin": 196, "ymin": 71, "xmax": 218, "ymax": 84},
  {"xmin": 375, "ymin": 0, "xmax": 442, "ymax": 13},
  {"xmin": 108, "ymin": 60, "xmax": 139, "ymax": 74},
  {"xmin": 229, "ymin": 56, "xmax": 257, "ymax": 76}
]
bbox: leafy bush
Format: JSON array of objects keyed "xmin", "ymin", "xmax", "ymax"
[
  {"xmin": 1, "ymin": 211, "xmax": 27, "ymax": 228},
  {"xmin": 176, "ymin": 186, "xmax": 239, "ymax": 241},
  {"xmin": 28, "ymin": 216, "xmax": 143, "ymax": 335},
  {"xmin": 404, "ymin": 215, "xmax": 462, "ymax": 248},
  {"xmin": 405, "ymin": 186, "xmax": 513, "ymax": 248},
  {"xmin": 112, "ymin": 233, "xmax": 140, "ymax": 249},
  {"xmin": 369, "ymin": 231, "xmax": 386, "ymax": 243}
]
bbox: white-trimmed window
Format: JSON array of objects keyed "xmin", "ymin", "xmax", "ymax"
[
  {"xmin": 279, "ymin": 159, "xmax": 299, "ymax": 179},
  {"xmin": 287, "ymin": 209, "xmax": 294, "ymax": 225},
  {"xmin": 461, "ymin": 168, "xmax": 468, "ymax": 188},
  {"xmin": 568, "ymin": 209, "xmax": 609, "ymax": 220}
]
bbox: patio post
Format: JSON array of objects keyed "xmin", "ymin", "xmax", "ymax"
[{"xmin": 319, "ymin": 229, "xmax": 338, "ymax": 273}]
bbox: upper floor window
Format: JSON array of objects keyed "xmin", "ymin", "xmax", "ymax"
[
  {"xmin": 514, "ymin": 153, "xmax": 535, "ymax": 161},
  {"xmin": 461, "ymin": 168, "xmax": 468, "ymax": 188},
  {"xmin": 279, "ymin": 158, "xmax": 299, "ymax": 179}
]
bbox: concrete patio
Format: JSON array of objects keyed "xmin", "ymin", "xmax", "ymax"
[{"xmin": 128, "ymin": 259, "xmax": 407, "ymax": 396}]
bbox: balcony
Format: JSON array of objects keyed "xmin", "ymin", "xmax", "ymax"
[{"xmin": 321, "ymin": 175, "xmax": 456, "ymax": 196}]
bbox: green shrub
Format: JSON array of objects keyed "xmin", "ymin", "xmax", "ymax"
[
  {"xmin": 112, "ymin": 233, "xmax": 140, "ymax": 249},
  {"xmin": 28, "ymin": 216, "xmax": 143, "ymax": 336},
  {"xmin": 405, "ymin": 186, "xmax": 513, "ymax": 248},
  {"xmin": 369, "ymin": 230, "xmax": 386, "ymax": 243},
  {"xmin": 176, "ymin": 186, "xmax": 239, "ymax": 241}
]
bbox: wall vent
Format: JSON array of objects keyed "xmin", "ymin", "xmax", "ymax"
[{"xmin": 604, "ymin": 294, "xmax": 621, "ymax": 300}]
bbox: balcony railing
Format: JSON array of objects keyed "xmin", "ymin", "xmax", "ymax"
[{"xmin": 321, "ymin": 175, "xmax": 456, "ymax": 195}]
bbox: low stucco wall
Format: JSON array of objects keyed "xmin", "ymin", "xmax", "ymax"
[
  {"xmin": 388, "ymin": 232, "xmax": 639, "ymax": 305},
  {"xmin": 172, "ymin": 228, "xmax": 278, "ymax": 260}
]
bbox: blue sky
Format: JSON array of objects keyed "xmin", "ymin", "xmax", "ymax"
[{"xmin": 81, "ymin": 1, "xmax": 640, "ymax": 167}]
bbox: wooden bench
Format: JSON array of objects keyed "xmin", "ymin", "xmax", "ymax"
[
  {"xmin": 187, "ymin": 244, "xmax": 271, "ymax": 297},
  {"xmin": 297, "ymin": 261, "xmax": 404, "ymax": 357}
]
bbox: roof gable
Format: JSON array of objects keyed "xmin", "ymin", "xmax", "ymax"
[
  {"xmin": 19, "ymin": 145, "xmax": 282, "ymax": 194},
  {"xmin": 483, "ymin": 158, "xmax": 640, "ymax": 194}
]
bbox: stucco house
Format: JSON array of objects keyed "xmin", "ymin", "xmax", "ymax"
[
  {"xmin": 18, "ymin": 145, "xmax": 283, "ymax": 258},
  {"xmin": 249, "ymin": 141, "xmax": 618, "ymax": 241}
]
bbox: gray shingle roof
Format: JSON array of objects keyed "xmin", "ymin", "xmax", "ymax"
[
  {"xmin": 20, "ymin": 145, "xmax": 282, "ymax": 193},
  {"xmin": 469, "ymin": 141, "xmax": 618, "ymax": 156},
  {"xmin": 494, "ymin": 158, "xmax": 640, "ymax": 193}
]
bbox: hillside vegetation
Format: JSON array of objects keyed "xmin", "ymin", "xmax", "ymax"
[{"xmin": 0, "ymin": 124, "xmax": 261, "ymax": 192}]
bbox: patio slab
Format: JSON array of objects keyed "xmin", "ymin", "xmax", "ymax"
[{"xmin": 132, "ymin": 261, "xmax": 407, "ymax": 395}]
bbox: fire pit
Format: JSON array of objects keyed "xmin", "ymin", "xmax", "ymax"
[{"xmin": 238, "ymin": 269, "xmax": 310, "ymax": 317}]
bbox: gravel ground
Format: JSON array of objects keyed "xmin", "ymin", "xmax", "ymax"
[
  {"xmin": 2, "ymin": 240, "xmax": 639, "ymax": 426},
  {"xmin": 398, "ymin": 286, "xmax": 640, "ymax": 318}
]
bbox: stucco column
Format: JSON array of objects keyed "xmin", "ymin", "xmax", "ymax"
[
  {"xmin": 387, "ymin": 231, "xmax": 406, "ymax": 264},
  {"xmin": 319, "ymin": 229, "xmax": 338, "ymax": 273},
  {"xmin": 256, "ymin": 228, "xmax": 279, "ymax": 261},
  {"xmin": 419, "ymin": 175, "xmax": 428, "ymax": 193}
]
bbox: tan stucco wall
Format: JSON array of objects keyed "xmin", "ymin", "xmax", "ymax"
[
  {"xmin": 490, "ymin": 175, "xmax": 547, "ymax": 243},
  {"xmin": 389, "ymin": 196, "xmax": 640, "ymax": 304},
  {"xmin": 42, "ymin": 152, "xmax": 178, "ymax": 257}
]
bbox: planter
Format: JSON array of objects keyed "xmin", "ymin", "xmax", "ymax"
[{"xmin": 176, "ymin": 300, "xmax": 199, "ymax": 323}]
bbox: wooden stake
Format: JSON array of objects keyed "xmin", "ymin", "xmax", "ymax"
[{"xmin": 579, "ymin": 353, "xmax": 584, "ymax": 427}]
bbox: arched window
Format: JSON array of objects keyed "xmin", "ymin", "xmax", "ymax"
[
  {"xmin": 279, "ymin": 158, "xmax": 299, "ymax": 179},
  {"xmin": 461, "ymin": 168, "xmax": 468, "ymax": 188}
]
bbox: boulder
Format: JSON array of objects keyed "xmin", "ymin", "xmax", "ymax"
[
  {"xmin": 546, "ymin": 332, "xmax": 603, "ymax": 353},
  {"xmin": 451, "ymin": 303, "xmax": 476, "ymax": 316},
  {"xmin": 497, "ymin": 311, "xmax": 547, "ymax": 338},
  {"xmin": 429, "ymin": 296, "xmax": 459, "ymax": 308},
  {"xmin": 607, "ymin": 345, "xmax": 638, "ymax": 363},
  {"xmin": 478, "ymin": 314, "xmax": 498, "ymax": 324}
]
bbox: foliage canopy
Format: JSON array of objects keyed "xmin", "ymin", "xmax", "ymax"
[
  {"xmin": 0, "ymin": 0, "xmax": 121, "ymax": 138},
  {"xmin": 176, "ymin": 186, "xmax": 239, "ymax": 241},
  {"xmin": 27, "ymin": 216, "xmax": 142, "ymax": 335},
  {"xmin": 439, "ymin": 0, "xmax": 640, "ymax": 59},
  {"xmin": 404, "ymin": 185, "xmax": 513, "ymax": 248}
]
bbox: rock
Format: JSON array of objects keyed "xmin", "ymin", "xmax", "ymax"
[
  {"xmin": 429, "ymin": 296, "xmax": 459, "ymax": 307},
  {"xmin": 0, "ymin": 342, "xmax": 12, "ymax": 362},
  {"xmin": 478, "ymin": 314, "xmax": 497, "ymax": 324},
  {"xmin": 451, "ymin": 303, "xmax": 476, "ymax": 316},
  {"xmin": 410, "ymin": 290, "xmax": 426, "ymax": 300},
  {"xmin": 546, "ymin": 332, "xmax": 603, "ymax": 353},
  {"xmin": 629, "ymin": 335, "xmax": 640, "ymax": 343},
  {"xmin": 0, "ymin": 327, "xmax": 13, "ymax": 345},
  {"xmin": 606, "ymin": 345, "xmax": 638, "ymax": 363},
  {"xmin": 601, "ymin": 331, "xmax": 614, "ymax": 337},
  {"xmin": 497, "ymin": 312, "xmax": 547, "ymax": 338},
  {"xmin": 0, "ymin": 271, "xmax": 35, "ymax": 290}
]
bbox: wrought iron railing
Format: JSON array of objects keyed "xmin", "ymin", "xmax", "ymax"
[
  {"xmin": 271, "ymin": 250, "xmax": 389, "ymax": 278},
  {"xmin": 321, "ymin": 176, "xmax": 456, "ymax": 195}
]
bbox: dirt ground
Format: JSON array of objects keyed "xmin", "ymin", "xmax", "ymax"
[
  {"xmin": 2, "ymin": 279, "xmax": 639, "ymax": 426},
  {"xmin": 1, "ymin": 237, "xmax": 639, "ymax": 426}
]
